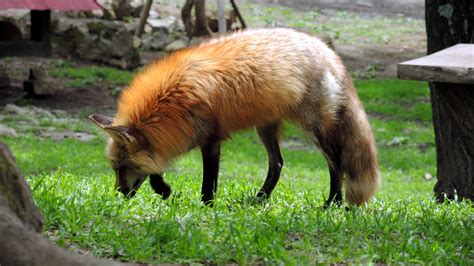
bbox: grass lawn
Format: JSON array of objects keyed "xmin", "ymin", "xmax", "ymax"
[{"xmin": 2, "ymin": 78, "xmax": 473, "ymax": 264}]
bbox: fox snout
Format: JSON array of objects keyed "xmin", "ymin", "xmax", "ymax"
[
  {"xmin": 116, "ymin": 174, "xmax": 147, "ymax": 198},
  {"xmin": 118, "ymin": 186, "xmax": 137, "ymax": 198},
  {"xmin": 116, "ymin": 174, "xmax": 171, "ymax": 199}
]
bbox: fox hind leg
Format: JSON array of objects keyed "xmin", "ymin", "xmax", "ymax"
[
  {"xmin": 312, "ymin": 128, "xmax": 344, "ymax": 208},
  {"xmin": 324, "ymin": 167, "xmax": 343, "ymax": 207},
  {"xmin": 256, "ymin": 122, "xmax": 284, "ymax": 200}
]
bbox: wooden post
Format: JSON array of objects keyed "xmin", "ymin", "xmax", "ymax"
[
  {"xmin": 217, "ymin": 0, "xmax": 226, "ymax": 35},
  {"xmin": 230, "ymin": 0, "xmax": 246, "ymax": 29},
  {"xmin": 134, "ymin": 0, "xmax": 153, "ymax": 38}
]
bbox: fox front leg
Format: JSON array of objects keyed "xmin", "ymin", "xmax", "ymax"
[
  {"xmin": 149, "ymin": 174, "xmax": 171, "ymax": 200},
  {"xmin": 200, "ymin": 136, "xmax": 221, "ymax": 206}
]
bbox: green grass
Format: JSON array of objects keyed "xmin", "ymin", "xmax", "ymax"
[
  {"xmin": 50, "ymin": 61, "xmax": 134, "ymax": 89},
  {"xmin": 239, "ymin": 3, "xmax": 425, "ymax": 46},
  {"xmin": 2, "ymin": 79, "xmax": 473, "ymax": 264}
]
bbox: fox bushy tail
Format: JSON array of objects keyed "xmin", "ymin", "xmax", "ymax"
[{"xmin": 340, "ymin": 95, "xmax": 380, "ymax": 205}]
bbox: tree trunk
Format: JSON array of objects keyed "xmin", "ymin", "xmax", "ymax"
[
  {"xmin": 181, "ymin": 0, "xmax": 213, "ymax": 38},
  {"xmin": 134, "ymin": 0, "xmax": 152, "ymax": 38},
  {"xmin": 194, "ymin": 0, "xmax": 213, "ymax": 37},
  {"xmin": 182, "ymin": 0, "xmax": 195, "ymax": 38},
  {"xmin": 0, "ymin": 142, "xmax": 131, "ymax": 265},
  {"xmin": 425, "ymin": 0, "xmax": 474, "ymax": 201}
]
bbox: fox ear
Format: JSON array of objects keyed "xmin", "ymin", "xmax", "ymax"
[
  {"xmin": 103, "ymin": 125, "xmax": 136, "ymax": 144},
  {"xmin": 89, "ymin": 114, "xmax": 135, "ymax": 144},
  {"xmin": 89, "ymin": 114, "xmax": 113, "ymax": 128}
]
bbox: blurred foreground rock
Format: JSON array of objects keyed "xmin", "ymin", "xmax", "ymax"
[
  {"xmin": 0, "ymin": 142, "xmax": 130, "ymax": 265},
  {"xmin": 52, "ymin": 16, "xmax": 140, "ymax": 69}
]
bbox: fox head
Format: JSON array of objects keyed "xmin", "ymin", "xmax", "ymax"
[{"xmin": 89, "ymin": 114, "xmax": 165, "ymax": 198}]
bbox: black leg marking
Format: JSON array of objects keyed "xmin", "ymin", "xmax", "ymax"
[
  {"xmin": 256, "ymin": 122, "xmax": 284, "ymax": 200},
  {"xmin": 201, "ymin": 137, "xmax": 221, "ymax": 206},
  {"xmin": 314, "ymin": 129, "xmax": 343, "ymax": 209},
  {"xmin": 323, "ymin": 167, "xmax": 343, "ymax": 208},
  {"xmin": 150, "ymin": 174, "xmax": 171, "ymax": 200}
]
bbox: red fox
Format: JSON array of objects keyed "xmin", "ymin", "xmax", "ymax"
[{"xmin": 90, "ymin": 28, "xmax": 380, "ymax": 206}]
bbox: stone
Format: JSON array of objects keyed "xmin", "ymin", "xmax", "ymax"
[
  {"xmin": 148, "ymin": 10, "xmax": 159, "ymax": 19},
  {"xmin": 131, "ymin": 4, "xmax": 144, "ymax": 18},
  {"xmin": 0, "ymin": 142, "xmax": 131, "ymax": 266},
  {"xmin": 112, "ymin": 0, "xmax": 132, "ymax": 20},
  {"xmin": 165, "ymin": 39, "xmax": 187, "ymax": 52},
  {"xmin": 189, "ymin": 37, "xmax": 204, "ymax": 47},
  {"xmin": 0, "ymin": 125, "xmax": 17, "ymax": 137},
  {"xmin": 424, "ymin": 173, "xmax": 433, "ymax": 181},
  {"xmin": 52, "ymin": 17, "xmax": 140, "ymax": 69},
  {"xmin": 386, "ymin": 136, "xmax": 408, "ymax": 147},
  {"xmin": 141, "ymin": 31, "xmax": 172, "ymax": 50},
  {"xmin": 147, "ymin": 16, "xmax": 179, "ymax": 34},
  {"xmin": 38, "ymin": 131, "xmax": 95, "ymax": 142},
  {"xmin": 0, "ymin": 142, "xmax": 43, "ymax": 232},
  {"xmin": 4, "ymin": 104, "xmax": 28, "ymax": 115},
  {"xmin": 24, "ymin": 67, "xmax": 57, "ymax": 96},
  {"xmin": 0, "ymin": 65, "xmax": 10, "ymax": 89},
  {"xmin": 92, "ymin": 0, "xmax": 116, "ymax": 20}
]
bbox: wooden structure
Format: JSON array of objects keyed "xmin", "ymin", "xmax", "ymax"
[
  {"xmin": 398, "ymin": 44, "xmax": 474, "ymax": 201},
  {"xmin": 0, "ymin": 10, "xmax": 52, "ymax": 58},
  {"xmin": 398, "ymin": 44, "xmax": 474, "ymax": 84},
  {"xmin": 0, "ymin": 0, "xmax": 101, "ymax": 58}
]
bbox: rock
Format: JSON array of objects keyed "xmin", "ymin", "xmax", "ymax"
[
  {"xmin": 112, "ymin": 0, "xmax": 132, "ymax": 20},
  {"xmin": 24, "ymin": 67, "xmax": 57, "ymax": 96},
  {"xmin": 147, "ymin": 16, "xmax": 179, "ymax": 34},
  {"xmin": 141, "ymin": 31, "xmax": 172, "ymax": 50},
  {"xmin": 0, "ymin": 65, "xmax": 10, "ymax": 89},
  {"xmin": 0, "ymin": 142, "xmax": 131, "ymax": 266},
  {"xmin": 4, "ymin": 104, "xmax": 28, "ymax": 115},
  {"xmin": 133, "ymin": 35, "xmax": 141, "ymax": 48},
  {"xmin": 189, "ymin": 37, "xmax": 204, "ymax": 47},
  {"xmin": 424, "ymin": 173, "xmax": 433, "ymax": 181},
  {"xmin": 131, "ymin": 4, "xmax": 144, "ymax": 18},
  {"xmin": 31, "ymin": 106, "xmax": 53, "ymax": 117},
  {"xmin": 386, "ymin": 136, "xmax": 408, "ymax": 147},
  {"xmin": 91, "ymin": 0, "xmax": 116, "ymax": 20},
  {"xmin": 38, "ymin": 131, "xmax": 95, "ymax": 142},
  {"xmin": 124, "ymin": 21, "xmax": 139, "ymax": 35},
  {"xmin": 165, "ymin": 39, "xmax": 187, "ymax": 52},
  {"xmin": 0, "ymin": 125, "xmax": 17, "ymax": 137},
  {"xmin": 0, "ymin": 142, "xmax": 43, "ymax": 232},
  {"xmin": 148, "ymin": 10, "xmax": 159, "ymax": 19},
  {"xmin": 52, "ymin": 17, "xmax": 140, "ymax": 69}
]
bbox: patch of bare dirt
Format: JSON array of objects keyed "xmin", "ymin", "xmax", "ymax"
[{"xmin": 0, "ymin": 57, "xmax": 116, "ymax": 114}]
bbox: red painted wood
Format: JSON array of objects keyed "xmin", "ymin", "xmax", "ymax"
[{"xmin": 0, "ymin": 0, "xmax": 101, "ymax": 11}]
